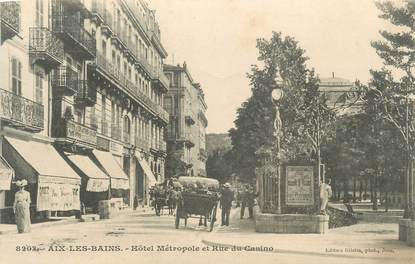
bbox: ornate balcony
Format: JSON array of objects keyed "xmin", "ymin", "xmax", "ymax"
[
  {"xmin": 52, "ymin": 12, "xmax": 96, "ymax": 59},
  {"xmin": 91, "ymin": 0, "xmax": 113, "ymax": 36},
  {"xmin": 154, "ymin": 104, "xmax": 169, "ymax": 124},
  {"xmin": 151, "ymin": 71, "xmax": 169, "ymax": 92},
  {"xmin": 111, "ymin": 124, "xmax": 121, "ymax": 141},
  {"xmin": 52, "ymin": 66, "xmax": 79, "ymax": 95},
  {"xmin": 0, "ymin": 1, "xmax": 20, "ymax": 43},
  {"xmin": 53, "ymin": 0, "xmax": 89, "ymax": 16},
  {"xmin": 135, "ymin": 137, "xmax": 149, "ymax": 152},
  {"xmin": 0, "ymin": 88, "xmax": 44, "ymax": 132},
  {"xmin": 54, "ymin": 118, "xmax": 97, "ymax": 148},
  {"xmin": 135, "ymin": 56, "xmax": 152, "ymax": 77},
  {"xmin": 74, "ymin": 80, "xmax": 96, "ymax": 107},
  {"xmin": 29, "ymin": 27, "xmax": 64, "ymax": 71}
]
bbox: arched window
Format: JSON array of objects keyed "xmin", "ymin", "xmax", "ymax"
[{"xmin": 123, "ymin": 116, "xmax": 131, "ymax": 143}]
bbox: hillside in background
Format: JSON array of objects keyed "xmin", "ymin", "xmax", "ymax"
[{"xmin": 206, "ymin": 133, "xmax": 232, "ymax": 155}]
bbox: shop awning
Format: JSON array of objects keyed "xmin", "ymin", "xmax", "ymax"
[
  {"xmin": 3, "ymin": 137, "xmax": 81, "ymax": 211},
  {"xmin": 3, "ymin": 137, "xmax": 81, "ymax": 185},
  {"xmin": 92, "ymin": 150, "xmax": 129, "ymax": 190},
  {"xmin": 64, "ymin": 152, "xmax": 109, "ymax": 192},
  {"xmin": 0, "ymin": 155, "xmax": 14, "ymax": 190},
  {"xmin": 135, "ymin": 154, "xmax": 158, "ymax": 187}
]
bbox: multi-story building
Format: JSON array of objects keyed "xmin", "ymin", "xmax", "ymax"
[
  {"xmin": 86, "ymin": 0, "xmax": 169, "ymax": 207},
  {"xmin": 164, "ymin": 62, "xmax": 208, "ymax": 177},
  {"xmin": 0, "ymin": 0, "xmax": 169, "ymax": 222},
  {"xmin": 319, "ymin": 74, "xmax": 363, "ymax": 116}
]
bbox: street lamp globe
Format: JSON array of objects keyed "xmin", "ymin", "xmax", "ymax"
[{"xmin": 271, "ymin": 88, "xmax": 283, "ymax": 103}]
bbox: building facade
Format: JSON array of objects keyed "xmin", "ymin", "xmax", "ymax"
[
  {"xmin": 0, "ymin": 0, "xmax": 169, "ymax": 222},
  {"xmin": 164, "ymin": 63, "xmax": 208, "ymax": 178},
  {"xmin": 319, "ymin": 75, "xmax": 363, "ymax": 116}
]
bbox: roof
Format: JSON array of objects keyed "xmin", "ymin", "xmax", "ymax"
[{"xmin": 319, "ymin": 77, "xmax": 353, "ymax": 86}]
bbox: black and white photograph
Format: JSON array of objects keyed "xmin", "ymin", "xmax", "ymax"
[{"xmin": 0, "ymin": 0, "xmax": 414, "ymax": 263}]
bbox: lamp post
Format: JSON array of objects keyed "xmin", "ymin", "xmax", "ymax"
[{"xmin": 271, "ymin": 83, "xmax": 284, "ymax": 214}]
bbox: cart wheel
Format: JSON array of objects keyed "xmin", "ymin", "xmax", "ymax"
[
  {"xmin": 175, "ymin": 208, "xmax": 180, "ymax": 229},
  {"xmin": 209, "ymin": 203, "xmax": 218, "ymax": 232}
]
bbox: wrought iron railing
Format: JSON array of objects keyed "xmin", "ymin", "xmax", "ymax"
[
  {"xmin": 91, "ymin": 0, "xmax": 113, "ymax": 27},
  {"xmin": 74, "ymin": 80, "xmax": 96, "ymax": 106},
  {"xmin": 52, "ymin": 13, "xmax": 96, "ymax": 57},
  {"xmin": 0, "ymin": 88, "xmax": 44, "ymax": 130},
  {"xmin": 58, "ymin": 119, "xmax": 97, "ymax": 146},
  {"xmin": 29, "ymin": 27, "xmax": 64, "ymax": 64},
  {"xmin": 0, "ymin": 1, "xmax": 20, "ymax": 33}
]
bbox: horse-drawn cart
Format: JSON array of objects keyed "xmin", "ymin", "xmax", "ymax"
[{"xmin": 175, "ymin": 177, "xmax": 220, "ymax": 232}]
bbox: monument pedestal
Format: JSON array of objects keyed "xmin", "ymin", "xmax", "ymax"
[
  {"xmin": 254, "ymin": 206, "xmax": 329, "ymax": 234},
  {"xmin": 399, "ymin": 218, "xmax": 415, "ymax": 247}
]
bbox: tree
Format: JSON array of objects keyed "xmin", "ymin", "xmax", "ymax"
[
  {"xmin": 369, "ymin": 0, "xmax": 415, "ymax": 218},
  {"xmin": 229, "ymin": 32, "xmax": 335, "ymax": 182},
  {"xmin": 206, "ymin": 149, "xmax": 233, "ymax": 183}
]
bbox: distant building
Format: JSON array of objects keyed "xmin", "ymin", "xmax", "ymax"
[
  {"xmin": 164, "ymin": 62, "xmax": 208, "ymax": 177},
  {"xmin": 319, "ymin": 74, "xmax": 363, "ymax": 116}
]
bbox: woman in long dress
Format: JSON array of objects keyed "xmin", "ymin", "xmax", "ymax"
[{"xmin": 13, "ymin": 180, "xmax": 31, "ymax": 233}]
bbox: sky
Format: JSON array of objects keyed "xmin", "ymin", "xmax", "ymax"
[{"xmin": 149, "ymin": 0, "xmax": 388, "ymax": 133}]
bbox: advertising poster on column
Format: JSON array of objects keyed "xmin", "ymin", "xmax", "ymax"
[{"xmin": 286, "ymin": 166, "xmax": 314, "ymax": 205}]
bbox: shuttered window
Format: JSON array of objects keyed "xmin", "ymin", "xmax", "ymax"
[
  {"xmin": 11, "ymin": 57, "xmax": 22, "ymax": 96},
  {"xmin": 35, "ymin": 72, "xmax": 43, "ymax": 104}
]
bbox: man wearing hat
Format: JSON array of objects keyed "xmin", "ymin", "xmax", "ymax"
[{"xmin": 220, "ymin": 183, "xmax": 234, "ymax": 226}]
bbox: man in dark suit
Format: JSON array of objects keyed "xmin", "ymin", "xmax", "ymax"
[{"xmin": 220, "ymin": 183, "xmax": 234, "ymax": 226}]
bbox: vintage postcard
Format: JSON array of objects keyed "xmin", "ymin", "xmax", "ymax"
[{"xmin": 0, "ymin": 0, "xmax": 414, "ymax": 263}]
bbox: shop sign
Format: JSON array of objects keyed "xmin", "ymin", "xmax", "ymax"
[
  {"xmin": 111, "ymin": 178, "xmax": 130, "ymax": 190},
  {"xmin": 37, "ymin": 182, "xmax": 80, "ymax": 211},
  {"xmin": 86, "ymin": 178, "xmax": 109, "ymax": 192}
]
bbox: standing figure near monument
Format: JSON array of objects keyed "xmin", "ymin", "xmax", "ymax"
[
  {"xmin": 13, "ymin": 180, "xmax": 31, "ymax": 233},
  {"xmin": 320, "ymin": 179, "xmax": 332, "ymax": 215},
  {"xmin": 220, "ymin": 183, "xmax": 234, "ymax": 226},
  {"xmin": 240, "ymin": 184, "xmax": 255, "ymax": 219}
]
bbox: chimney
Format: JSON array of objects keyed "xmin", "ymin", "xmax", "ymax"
[{"xmin": 332, "ymin": 72, "xmax": 335, "ymax": 78}]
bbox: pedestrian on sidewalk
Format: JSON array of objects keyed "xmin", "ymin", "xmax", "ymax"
[
  {"xmin": 13, "ymin": 180, "xmax": 31, "ymax": 234},
  {"xmin": 240, "ymin": 184, "xmax": 255, "ymax": 219},
  {"xmin": 133, "ymin": 195, "xmax": 139, "ymax": 210},
  {"xmin": 220, "ymin": 183, "xmax": 234, "ymax": 226}
]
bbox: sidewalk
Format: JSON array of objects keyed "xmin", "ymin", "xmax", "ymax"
[
  {"xmin": 202, "ymin": 207, "xmax": 415, "ymax": 263},
  {"xmin": 0, "ymin": 217, "xmax": 79, "ymax": 235},
  {"xmin": 0, "ymin": 206, "xmax": 153, "ymax": 235}
]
